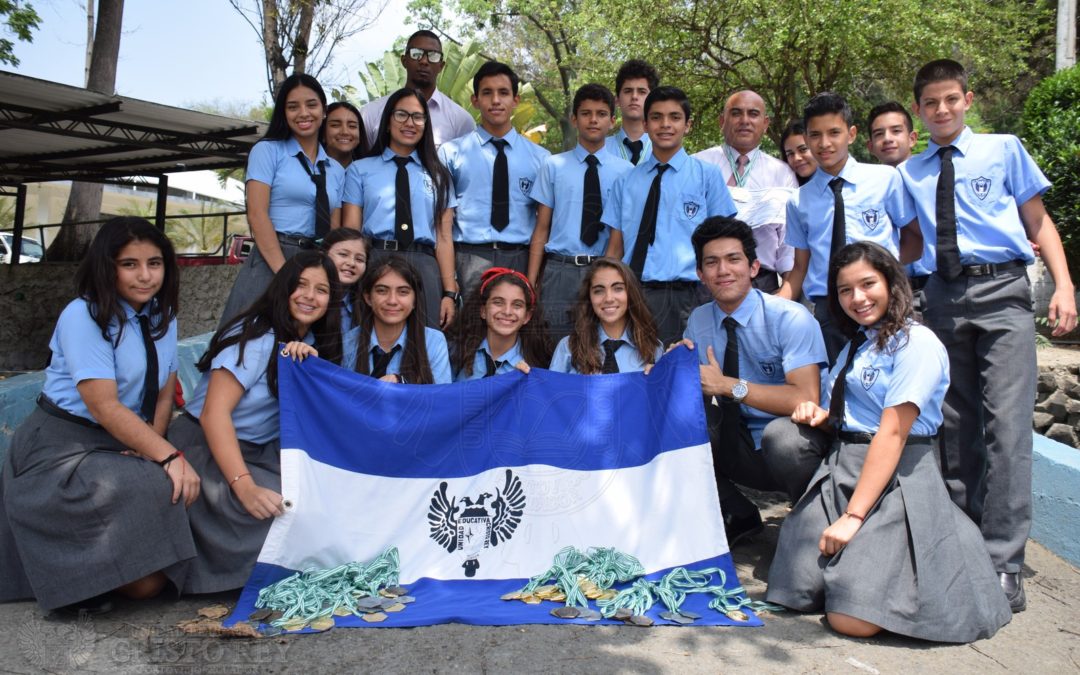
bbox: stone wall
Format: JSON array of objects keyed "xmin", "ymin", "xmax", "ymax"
[
  {"xmin": 0, "ymin": 263, "xmax": 239, "ymax": 371},
  {"xmin": 1035, "ymin": 364, "xmax": 1080, "ymax": 447}
]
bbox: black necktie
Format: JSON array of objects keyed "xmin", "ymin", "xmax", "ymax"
[
  {"xmin": 482, "ymin": 349, "xmax": 503, "ymax": 378},
  {"xmin": 623, "ymin": 138, "xmax": 644, "ymax": 165},
  {"xmin": 137, "ymin": 314, "xmax": 159, "ymax": 423},
  {"xmin": 719, "ymin": 317, "xmax": 741, "ymax": 442},
  {"xmin": 392, "ymin": 156, "xmax": 414, "ymax": 247},
  {"xmin": 829, "ymin": 177, "xmax": 846, "ymax": 260},
  {"xmin": 491, "ymin": 138, "xmax": 510, "ymax": 231},
  {"xmin": 935, "ymin": 146, "xmax": 962, "ymax": 281},
  {"xmin": 370, "ymin": 344, "xmax": 402, "ymax": 379},
  {"xmin": 628, "ymin": 163, "xmax": 669, "ymax": 279},
  {"xmin": 827, "ymin": 331, "xmax": 868, "ymax": 433},
  {"xmin": 581, "ymin": 154, "xmax": 603, "ymax": 246},
  {"xmin": 601, "ymin": 339, "xmax": 625, "ymax": 374},
  {"xmin": 296, "ymin": 153, "xmax": 331, "ymax": 239}
]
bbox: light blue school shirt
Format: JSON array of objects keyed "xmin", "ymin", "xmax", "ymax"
[
  {"xmin": 43, "ymin": 298, "xmax": 178, "ymax": 423},
  {"xmin": 245, "ymin": 137, "xmax": 346, "ymax": 238},
  {"xmin": 342, "ymin": 325, "xmax": 452, "ymax": 384},
  {"xmin": 604, "ymin": 128, "xmax": 652, "ymax": 165},
  {"xmin": 184, "ymin": 331, "xmax": 306, "ymax": 445},
  {"xmin": 454, "ymin": 338, "xmax": 524, "ymax": 381},
  {"xmin": 785, "ymin": 158, "xmax": 915, "ymax": 298},
  {"xmin": 530, "ymin": 145, "xmax": 633, "ymax": 256},
  {"xmin": 342, "ymin": 148, "xmax": 458, "ymax": 245},
  {"xmin": 340, "ymin": 293, "xmax": 356, "ymax": 333},
  {"xmin": 438, "ymin": 127, "xmax": 551, "ymax": 245},
  {"xmin": 683, "ymin": 290, "xmax": 827, "ymax": 447},
  {"xmin": 822, "ymin": 324, "xmax": 949, "ymax": 437},
  {"xmin": 898, "ymin": 127, "xmax": 1048, "ymax": 270},
  {"xmin": 549, "ymin": 326, "xmax": 663, "ymax": 374},
  {"xmin": 603, "ymin": 148, "xmax": 736, "ymax": 282}
]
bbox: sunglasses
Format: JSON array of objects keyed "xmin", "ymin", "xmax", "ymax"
[{"xmin": 405, "ymin": 48, "xmax": 443, "ymax": 64}]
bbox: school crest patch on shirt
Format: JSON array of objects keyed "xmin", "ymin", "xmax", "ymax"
[
  {"xmin": 970, "ymin": 176, "xmax": 991, "ymax": 200},
  {"xmin": 861, "ymin": 209, "xmax": 881, "ymax": 230},
  {"xmin": 423, "ymin": 175, "xmax": 435, "ymax": 196},
  {"xmin": 758, "ymin": 361, "xmax": 777, "ymax": 377},
  {"xmin": 860, "ymin": 366, "xmax": 879, "ymax": 390},
  {"xmin": 428, "ymin": 469, "xmax": 526, "ymax": 578},
  {"xmin": 683, "ymin": 201, "xmax": 701, "ymax": 219},
  {"xmin": 518, "ymin": 177, "xmax": 533, "ymax": 195}
]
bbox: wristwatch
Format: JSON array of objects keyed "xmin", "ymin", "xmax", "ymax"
[
  {"xmin": 442, "ymin": 290, "xmax": 461, "ymax": 302},
  {"xmin": 731, "ymin": 378, "xmax": 749, "ymax": 403}
]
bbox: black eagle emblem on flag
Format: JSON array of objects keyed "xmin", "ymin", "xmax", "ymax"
[{"xmin": 428, "ymin": 469, "xmax": 526, "ymax": 577}]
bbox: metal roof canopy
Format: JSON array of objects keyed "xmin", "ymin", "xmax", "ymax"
[{"xmin": 0, "ymin": 70, "xmax": 266, "ymax": 185}]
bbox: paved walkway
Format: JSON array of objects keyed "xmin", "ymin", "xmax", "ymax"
[{"xmin": 1, "ymin": 495, "xmax": 1077, "ymax": 674}]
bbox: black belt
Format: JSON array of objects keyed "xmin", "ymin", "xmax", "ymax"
[
  {"xmin": 838, "ymin": 430, "xmax": 935, "ymax": 444},
  {"xmin": 642, "ymin": 280, "xmax": 698, "ymax": 290},
  {"xmin": 37, "ymin": 394, "xmax": 103, "ymax": 429},
  {"xmin": 457, "ymin": 242, "xmax": 529, "ymax": 252},
  {"xmin": 909, "ymin": 274, "xmax": 930, "ymax": 291},
  {"xmin": 277, "ymin": 232, "xmax": 319, "ymax": 249},
  {"xmin": 371, "ymin": 238, "xmax": 435, "ymax": 256},
  {"xmin": 936, "ymin": 259, "xmax": 1026, "ymax": 278},
  {"xmin": 547, "ymin": 252, "xmax": 601, "ymax": 267}
]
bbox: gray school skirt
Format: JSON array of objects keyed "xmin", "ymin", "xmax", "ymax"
[
  {"xmin": 167, "ymin": 413, "xmax": 280, "ymax": 593},
  {"xmin": 765, "ymin": 436, "xmax": 1012, "ymax": 643},
  {"xmin": 0, "ymin": 407, "xmax": 195, "ymax": 610}
]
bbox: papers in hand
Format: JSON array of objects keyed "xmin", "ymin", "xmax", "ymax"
[{"xmin": 727, "ymin": 186, "xmax": 795, "ymax": 230}]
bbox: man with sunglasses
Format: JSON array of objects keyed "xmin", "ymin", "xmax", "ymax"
[{"xmin": 361, "ymin": 30, "xmax": 476, "ymax": 149}]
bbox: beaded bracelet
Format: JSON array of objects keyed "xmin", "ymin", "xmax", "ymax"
[{"xmin": 230, "ymin": 472, "xmax": 252, "ymax": 486}]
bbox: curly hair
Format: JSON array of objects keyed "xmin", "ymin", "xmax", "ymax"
[
  {"xmin": 827, "ymin": 242, "xmax": 915, "ymax": 352},
  {"xmin": 568, "ymin": 259, "xmax": 659, "ymax": 374}
]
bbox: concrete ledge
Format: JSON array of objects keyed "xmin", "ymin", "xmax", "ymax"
[
  {"xmin": 1032, "ymin": 433, "xmax": 1080, "ymax": 568},
  {"xmin": 0, "ymin": 332, "xmax": 212, "ymax": 466}
]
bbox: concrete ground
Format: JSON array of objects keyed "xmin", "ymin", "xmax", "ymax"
[{"xmin": 1, "ymin": 494, "xmax": 1077, "ymax": 675}]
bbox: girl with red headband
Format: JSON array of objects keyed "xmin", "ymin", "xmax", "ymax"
[{"xmin": 451, "ymin": 267, "xmax": 553, "ymax": 380}]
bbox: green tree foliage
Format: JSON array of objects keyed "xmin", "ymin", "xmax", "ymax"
[
  {"xmin": 1023, "ymin": 64, "xmax": 1080, "ymax": 271},
  {"xmin": 0, "ymin": 0, "xmax": 41, "ymax": 66}
]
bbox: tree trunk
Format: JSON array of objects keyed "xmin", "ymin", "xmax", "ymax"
[
  {"xmin": 48, "ymin": 0, "xmax": 125, "ymax": 261},
  {"xmin": 262, "ymin": 0, "xmax": 287, "ymax": 98},
  {"xmin": 292, "ymin": 0, "xmax": 315, "ymax": 75}
]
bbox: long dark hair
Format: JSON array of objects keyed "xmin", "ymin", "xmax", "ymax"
[
  {"xmin": 827, "ymin": 241, "xmax": 914, "ymax": 352},
  {"xmin": 75, "ymin": 216, "xmax": 179, "ymax": 345},
  {"xmin": 569, "ymin": 259, "xmax": 659, "ymax": 374},
  {"xmin": 780, "ymin": 119, "xmax": 812, "ymax": 186},
  {"xmin": 264, "ymin": 73, "xmax": 327, "ymax": 141},
  {"xmin": 353, "ymin": 256, "xmax": 435, "ymax": 384},
  {"xmin": 198, "ymin": 251, "xmax": 343, "ymax": 396},
  {"xmin": 453, "ymin": 268, "xmax": 553, "ymax": 377},
  {"xmin": 369, "ymin": 88, "xmax": 451, "ymax": 223},
  {"xmin": 320, "ymin": 101, "xmax": 368, "ymax": 161}
]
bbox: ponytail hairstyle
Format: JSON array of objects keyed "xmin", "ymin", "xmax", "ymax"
[
  {"xmin": 569, "ymin": 258, "xmax": 659, "ymax": 374},
  {"xmin": 453, "ymin": 267, "xmax": 553, "ymax": 377},
  {"xmin": 353, "ymin": 255, "xmax": 435, "ymax": 384},
  {"xmin": 76, "ymin": 216, "xmax": 179, "ymax": 345},
  {"xmin": 197, "ymin": 250, "xmax": 343, "ymax": 397}
]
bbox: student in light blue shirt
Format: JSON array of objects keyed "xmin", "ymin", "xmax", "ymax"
[
  {"xmin": 344, "ymin": 88, "xmax": 460, "ymax": 330},
  {"xmin": 603, "ymin": 60, "xmax": 659, "ymax": 165},
  {"xmin": 898, "ymin": 60, "xmax": 1077, "ymax": 612},
  {"xmin": 320, "ymin": 228, "xmax": 369, "ymax": 332},
  {"xmin": 550, "ymin": 259, "xmax": 662, "ymax": 374},
  {"xmin": 777, "ymin": 92, "xmax": 922, "ymax": 363},
  {"xmin": 604, "ymin": 86, "xmax": 737, "ymax": 345},
  {"xmin": 169, "ymin": 251, "xmax": 343, "ymax": 593},
  {"xmin": 343, "ymin": 256, "xmax": 452, "ymax": 384},
  {"xmin": 766, "ymin": 241, "xmax": 1011, "ymax": 643},
  {"xmin": 439, "ymin": 61, "xmax": 551, "ymax": 298},
  {"xmin": 672, "ymin": 217, "xmax": 826, "ymax": 546},
  {"xmin": 528, "ymin": 84, "xmax": 633, "ymax": 339},
  {"xmin": 220, "ymin": 74, "xmax": 346, "ymax": 328},
  {"xmin": 0, "ymin": 217, "xmax": 196, "ymax": 612},
  {"xmin": 452, "ymin": 267, "xmax": 552, "ymax": 380}
]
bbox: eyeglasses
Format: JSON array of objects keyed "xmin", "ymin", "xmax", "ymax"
[
  {"xmin": 405, "ymin": 48, "xmax": 443, "ymax": 63},
  {"xmin": 391, "ymin": 110, "xmax": 427, "ymax": 125}
]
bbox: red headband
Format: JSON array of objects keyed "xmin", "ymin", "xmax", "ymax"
[{"xmin": 479, "ymin": 267, "xmax": 536, "ymax": 305}]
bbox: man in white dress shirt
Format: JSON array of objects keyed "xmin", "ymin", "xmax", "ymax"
[
  {"xmin": 694, "ymin": 90, "xmax": 798, "ymax": 292},
  {"xmin": 361, "ymin": 30, "xmax": 476, "ymax": 149}
]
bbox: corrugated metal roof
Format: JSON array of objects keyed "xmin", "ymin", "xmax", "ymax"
[{"xmin": 0, "ymin": 70, "xmax": 267, "ymax": 184}]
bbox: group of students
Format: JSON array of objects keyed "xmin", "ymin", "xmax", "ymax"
[{"xmin": 0, "ymin": 34, "xmax": 1074, "ymax": 645}]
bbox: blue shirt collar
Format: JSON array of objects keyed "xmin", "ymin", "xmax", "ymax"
[
  {"xmin": 477, "ymin": 126, "xmax": 520, "ymax": 147},
  {"xmin": 285, "ymin": 135, "xmax": 330, "ymax": 167},
  {"xmin": 368, "ymin": 326, "xmax": 408, "ymax": 353},
  {"xmin": 810, "ymin": 156, "xmax": 859, "ymax": 195},
  {"xmin": 712, "ymin": 287, "xmax": 761, "ymax": 327},
  {"xmin": 925, "ymin": 125, "xmax": 972, "ymax": 158},
  {"xmin": 642, "ymin": 146, "xmax": 689, "ymax": 173},
  {"xmin": 480, "ymin": 337, "xmax": 522, "ymax": 364},
  {"xmin": 381, "ymin": 147, "xmax": 421, "ymax": 164},
  {"xmin": 597, "ymin": 324, "xmax": 632, "ymax": 344},
  {"xmin": 573, "ymin": 144, "xmax": 603, "ymax": 164}
]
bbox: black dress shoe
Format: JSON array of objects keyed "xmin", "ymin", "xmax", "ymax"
[
  {"xmin": 49, "ymin": 592, "xmax": 114, "ymax": 619},
  {"xmin": 1000, "ymin": 572, "xmax": 1026, "ymax": 613},
  {"xmin": 721, "ymin": 496, "xmax": 764, "ymax": 545}
]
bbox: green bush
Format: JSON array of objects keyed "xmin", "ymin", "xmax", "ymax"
[{"xmin": 1023, "ymin": 65, "xmax": 1080, "ymax": 272}]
